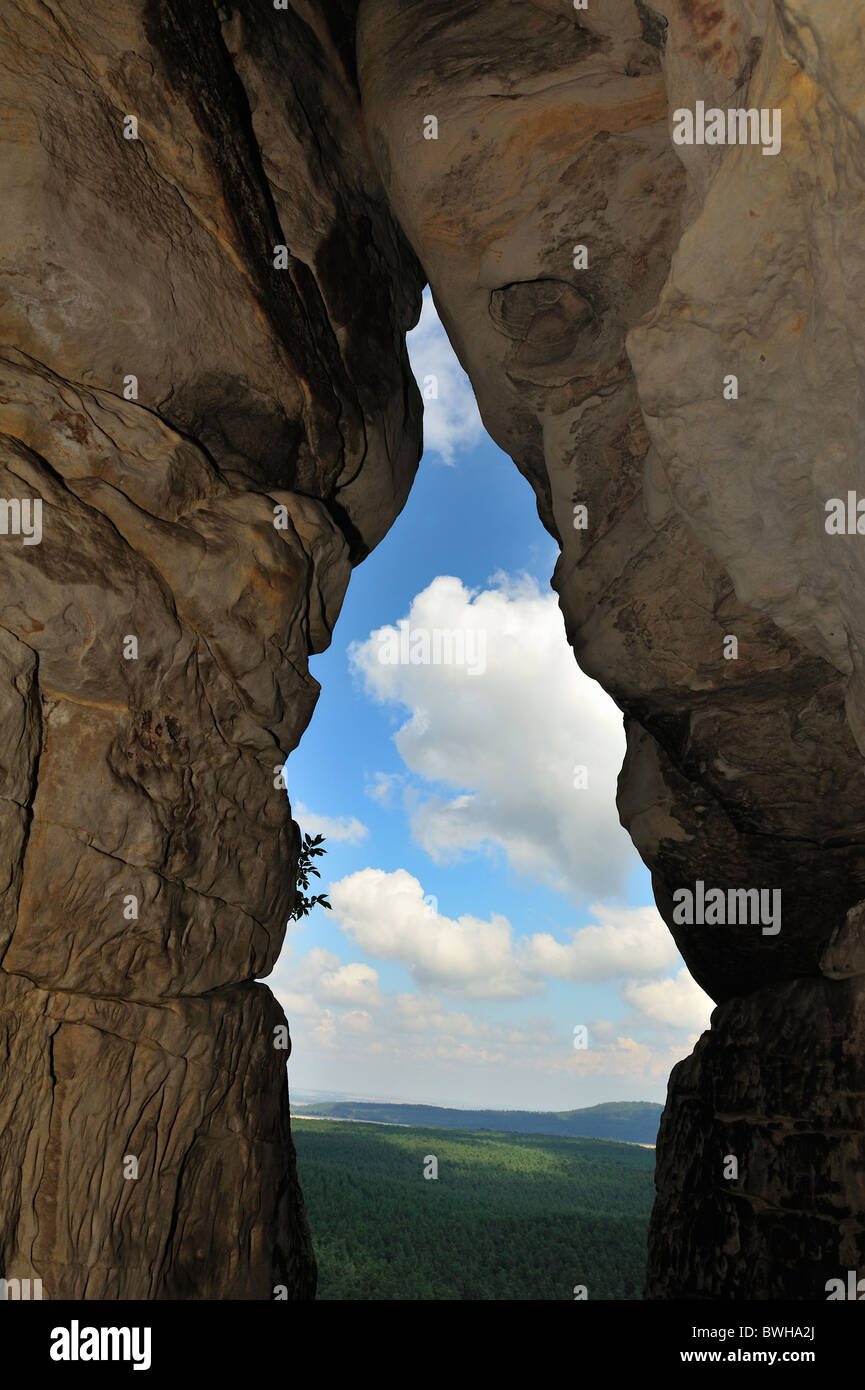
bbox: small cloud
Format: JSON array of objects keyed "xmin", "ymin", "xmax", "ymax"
[
  {"xmin": 282, "ymin": 946, "xmax": 383, "ymax": 1010},
  {"xmin": 293, "ymin": 802, "xmax": 368, "ymax": 845},
  {"xmin": 622, "ymin": 968, "xmax": 714, "ymax": 1033},
  {"xmin": 341, "ymin": 1009, "xmax": 375, "ymax": 1033},
  {"xmin": 364, "ymin": 772, "xmax": 405, "ymax": 807},
  {"xmin": 407, "ymin": 289, "xmax": 485, "ymax": 465},
  {"xmin": 318, "ymin": 963, "xmax": 383, "ymax": 1010},
  {"xmin": 589, "ymin": 1018, "xmax": 617, "ymax": 1038}
]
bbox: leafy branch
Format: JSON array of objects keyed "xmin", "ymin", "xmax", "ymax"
[{"xmin": 289, "ymin": 830, "xmax": 332, "ymax": 919}]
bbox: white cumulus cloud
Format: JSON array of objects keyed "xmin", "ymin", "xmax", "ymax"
[
  {"xmin": 327, "ymin": 867, "xmax": 703, "ymax": 1019},
  {"xmin": 328, "ymin": 867, "xmax": 536, "ymax": 999},
  {"xmin": 523, "ymin": 905, "xmax": 680, "ymax": 982},
  {"xmin": 348, "ymin": 572, "xmax": 632, "ymax": 900}
]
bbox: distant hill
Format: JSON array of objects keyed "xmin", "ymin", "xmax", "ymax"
[
  {"xmin": 291, "ymin": 1099, "xmax": 662, "ymax": 1144},
  {"xmin": 293, "ymin": 1119, "xmax": 654, "ymax": 1299}
]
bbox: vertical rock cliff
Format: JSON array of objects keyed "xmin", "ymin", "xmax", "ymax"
[{"xmin": 0, "ymin": 0, "xmax": 422, "ymax": 1298}]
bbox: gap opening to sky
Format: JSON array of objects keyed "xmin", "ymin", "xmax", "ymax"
[{"xmin": 271, "ymin": 289, "xmax": 712, "ymax": 1110}]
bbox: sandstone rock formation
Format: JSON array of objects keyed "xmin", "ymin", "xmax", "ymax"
[
  {"xmin": 2, "ymin": 0, "xmax": 863, "ymax": 1301},
  {"xmin": 0, "ymin": 0, "xmax": 422, "ymax": 1298}
]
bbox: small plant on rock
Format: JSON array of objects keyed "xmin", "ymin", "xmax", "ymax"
[{"xmin": 290, "ymin": 831, "xmax": 332, "ymax": 919}]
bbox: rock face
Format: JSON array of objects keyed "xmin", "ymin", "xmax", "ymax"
[
  {"xmin": 648, "ymin": 974, "xmax": 865, "ymax": 1300},
  {"xmin": 357, "ymin": 0, "xmax": 865, "ymax": 1298},
  {"xmin": 0, "ymin": 0, "xmax": 422, "ymax": 1298},
  {"xmin": 2, "ymin": 0, "xmax": 864, "ymax": 1301}
]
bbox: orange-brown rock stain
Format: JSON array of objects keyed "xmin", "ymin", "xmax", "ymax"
[
  {"xmin": 677, "ymin": 0, "xmax": 744, "ymax": 77},
  {"xmin": 50, "ymin": 409, "xmax": 90, "ymax": 445},
  {"xmin": 679, "ymin": 0, "xmax": 726, "ymax": 41},
  {"xmin": 418, "ymin": 78, "xmax": 668, "ymax": 256}
]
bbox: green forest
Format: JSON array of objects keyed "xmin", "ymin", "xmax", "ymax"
[{"xmin": 292, "ymin": 1119, "xmax": 654, "ymax": 1300}]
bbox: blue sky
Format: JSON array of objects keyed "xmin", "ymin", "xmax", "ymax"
[{"xmin": 269, "ymin": 290, "xmax": 712, "ymax": 1110}]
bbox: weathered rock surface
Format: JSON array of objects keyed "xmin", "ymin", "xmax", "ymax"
[
  {"xmin": 648, "ymin": 976, "xmax": 865, "ymax": 1300},
  {"xmin": 0, "ymin": 0, "xmax": 422, "ymax": 1298},
  {"xmin": 0, "ymin": 972, "xmax": 313, "ymax": 1299}
]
